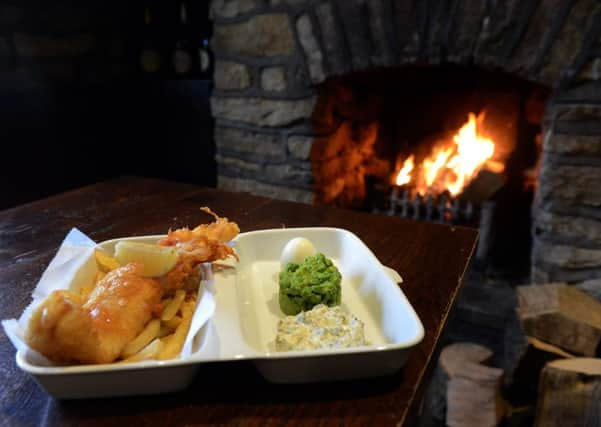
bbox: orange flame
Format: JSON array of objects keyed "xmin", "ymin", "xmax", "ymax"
[
  {"xmin": 393, "ymin": 112, "xmax": 504, "ymax": 197},
  {"xmin": 395, "ymin": 155, "xmax": 414, "ymax": 186}
]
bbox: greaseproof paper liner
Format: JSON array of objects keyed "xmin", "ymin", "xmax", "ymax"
[{"xmin": 1, "ymin": 228, "xmax": 216, "ymax": 365}]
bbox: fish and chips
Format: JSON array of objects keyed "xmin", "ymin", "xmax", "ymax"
[{"xmin": 24, "ymin": 208, "xmax": 239, "ymax": 365}]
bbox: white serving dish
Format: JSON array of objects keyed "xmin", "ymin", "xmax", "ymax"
[{"xmin": 16, "ymin": 228, "xmax": 424, "ymax": 398}]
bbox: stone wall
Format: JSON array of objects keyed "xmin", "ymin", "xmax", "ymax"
[{"xmin": 210, "ymin": 0, "xmax": 601, "ymax": 283}]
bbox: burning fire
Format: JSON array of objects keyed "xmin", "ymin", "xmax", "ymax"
[
  {"xmin": 395, "ymin": 154, "xmax": 414, "ymax": 186},
  {"xmin": 393, "ymin": 112, "xmax": 504, "ymax": 197}
]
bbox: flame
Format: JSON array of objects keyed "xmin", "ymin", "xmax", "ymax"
[
  {"xmin": 424, "ymin": 147, "xmax": 453, "ymax": 187},
  {"xmin": 395, "ymin": 155, "xmax": 414, "ymax": 185},
  {"xmin": 393, "ymin": 112, "xmax": 504, "ymax": 197}
]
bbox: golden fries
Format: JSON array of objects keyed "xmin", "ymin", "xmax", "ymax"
[
  {"xmin": 120, "ymin": 319, "xmax": 161, "ymax": 359},
  {"xmin": 158, "ymin": 325, "xmax": 174, "ymax": 338},
  {"xmin": 158, "ymin": 299, "xmax": 195, "ymax": 360},
  {"xmin": 163, "ymin": 315, "xmax": 182, "ymax": 330},
  {"xmin": 119, "ymin": 339, "xmax": 164, "ymax": 364},
  {"xmin": 161, "ymin": 290, "xmax": 186, "ymax": 321}
]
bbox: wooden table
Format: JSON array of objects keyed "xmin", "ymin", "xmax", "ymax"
[{"xmin": 0, "ymin": 177, "xmax": 478, "ymax": 427}]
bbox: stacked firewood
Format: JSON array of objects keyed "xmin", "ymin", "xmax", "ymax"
[{"xmin": 427, "ymin": 283, "xmax": 601, "ymax": 427}]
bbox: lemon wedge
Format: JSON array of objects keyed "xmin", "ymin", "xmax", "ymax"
[{"xmin": 114, "ymin": 241, "xmax": 179, "ymax": 277}]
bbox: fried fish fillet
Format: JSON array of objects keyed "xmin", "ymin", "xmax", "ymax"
[
  {"xmin": 25, "ymin": 263, "xmax": 161, "ymax": 364},
  {"xmin": 25, "ymin": 207, "xmax": 240, "ymax": 364}
]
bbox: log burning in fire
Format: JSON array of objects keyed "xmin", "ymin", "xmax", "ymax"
[{"xmin": 393, "ymin": 112, "xmax": 505, "ymax": 197}]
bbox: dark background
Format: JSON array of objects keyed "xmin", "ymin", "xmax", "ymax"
[{"xmin": 0, "ymin": 0, "xmax": 216, "ymax": 210}]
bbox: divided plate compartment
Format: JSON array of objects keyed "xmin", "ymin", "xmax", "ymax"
[
  {"xmin": 230, "ymin": 228, "xmax": 424, "ymax": 383},
  {"xmin": 16, "ymin": 228, "xmax": 424, "ymax": 398}
]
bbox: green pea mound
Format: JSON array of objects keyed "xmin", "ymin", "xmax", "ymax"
[{"xmin": 278, "ymin": 253, "xmax": 342, "ymax": 315}]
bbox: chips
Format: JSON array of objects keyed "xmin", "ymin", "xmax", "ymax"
[
  {"xmin": 157, "ymin": 299, "xmax": 195, "ymax": 360},
  {"xmin": 121, "ymin": 319, "xmax": 161, "ymax": 359},
  {"xmin": 161, "ymin": 290, "xmax": 186, "ymax": 321},
  {"xmin": 119, "ymin": 339, "xmax": 164, "ymax": 364}
]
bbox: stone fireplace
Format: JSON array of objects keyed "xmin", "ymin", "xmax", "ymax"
[{"xmin": 209, "ymin": 0, "xmax": 601, "ymax": 284}]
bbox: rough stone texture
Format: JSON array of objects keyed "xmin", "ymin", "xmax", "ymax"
[
  {"xmin": 212, "ymin": 14, "xmax": 295, "ymax": 57},
  {"xmin": 315, "ymin": 2, "xmax": 349, "ymax": 75},
  {"xmin": 535, "ymin": 210, "xmax": 601, "ymax": 245},
  {"xmin": 533, "ymin": 241, "xmax": 601, "ymax": 269},
  {"xmin": 553, "ymin": 104, "xmax": 601, "ymax": 121},
  {"xmin": 336, "ymin": 0, "xmax": 371, "ymax": 70},
  {"xmin": 552, "ymin": 82, "xmax": 601, "ymax": 103},
  {"xmin": 261, "ymin": 66, "xmax": 286, "ymax": 92},
  {"xmin": 214, "ymin": 126, "xmax": 284, "ymax": 160},
  {"xmin": 508, "ymin": 0, "xmax": 563, "ymax": 77},
  {"xmin": 295, "ymin": 14, "xmax": 325, "ymax": 83},
  {"xmin": 366, "ymin": 0, "xmax": 395, "ymax": 67},
  {"xmin": 426, "ymin": 0, "xmax": 453, "ymax": 63},
  {"xmin": 270, "ymin": 0, "xmax": 309, "ymax": 5},
  {"xmin": 210, "ymin": 0, "xmax": 258, "ymax": 19},
  {"xmin": 287, "ymin": 135, "xmax": 313, "ymax": 160},
  {"xmin": 211, "ymin": 96, "xmax": 315, "ymax": 127},
  {"xmin": 216, "ymin": 154, "xmax": 262, "ymax": 173},
  {"xmin": 265, "ymin": 164, "xmax": 312, "ymax": 184},
  {"xmin": 539, "ymin": 164, "xmax": 601, "ymax": 207},
  {"xmin": 545, "ymin": 133, "xmax": 601, "ymax": 155},
  {"xmin": 539, "ymin": 0, "xmax": 601, "ymax": 85},
  {"xmin": 214, "ymin": 60, "xmax": 251, "ymax": 90},
  {"xmin": 391, "ymin": 0, "xmax": 421, "ymax": 55},
  {"xmin": 218, "ymin": 175, "xmax": 313, "ymax": 203},
  {"xmin": 447, "ymin": 0, "xmax": 487, "ymax": 63},
  {"xmin": 532, "ymin": 263, "xmax": 601, "ymax": 283},
  {"xmin": 13, "ymin": 33, "xmax": 94, "ymax": 57},
  {"xmin": 474, "ymin": 0, "xmax": 524, "ymax": 66}
]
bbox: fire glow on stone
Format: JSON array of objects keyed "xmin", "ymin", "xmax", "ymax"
[{"xmin": 393, "ymin": 112, "xmax": 505, "ymax": 197}]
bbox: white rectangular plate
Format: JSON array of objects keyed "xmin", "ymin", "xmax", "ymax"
[{"xmin": 16, "ymin": 227, "xmax": 424, "ymax": 397}]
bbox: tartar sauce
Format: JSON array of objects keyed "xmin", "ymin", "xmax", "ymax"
[{"xmin": 275, "ymin": 304, "xmax": 367, "ymax": 351}]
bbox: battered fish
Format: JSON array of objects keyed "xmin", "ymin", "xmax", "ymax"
[{"xmin": 26, "ymin": 263, "xmax": 161, "ymax": 364}]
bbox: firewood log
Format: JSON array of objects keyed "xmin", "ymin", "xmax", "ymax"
[
  {"xmin": 535, "ymin": 358, "xmax": 601, "ymax": 427},
  {"xmin": 504, "ymin": 310, "xmax": 574, "ymax": 406},
  {"xmin": 423, "ymin": 342, "xmax": 494, "ymax": 422},
  {"xmin": 446, "ymin": 361, "xmax": 505, "ymax": 427},
  {"xmin": 517, "ymin": 283, "xmax": 601, "ymax": 356}
]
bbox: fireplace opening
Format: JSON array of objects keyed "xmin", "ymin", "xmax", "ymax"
[{"xmin": 311, "ymin": 65, "xmax": 550, "ymax": 276}]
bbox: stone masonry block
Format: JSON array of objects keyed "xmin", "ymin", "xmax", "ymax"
[
  {"xmin": 539, "ymin": 0, "xmax": 601, "ymax": 85},
  {"xmin": 295, "ymin": 14, "xmax": 325, "ymax": 83},
  {"xmin": 545, "ymin": 133, "xmax": 601, "ymax": 155},
  {"xmin": 539, "ymin": 163, "xmax": 601, "ymax": 207},
  {"xmin": 215, "ymin": 126, "xmax": 284, "ymax": 160},
  {"xmin": 218, "ymin": 175, "xmax": 313, "ymax": 203},
  {"xmin": 287, "ymin": 135, "xmax": 313, "ymax": 160},
  {"xmin": 535, "ymin": 210, "xmax": 601, "ymax": 245},
  {"xmin": 211, "ymin": 96, "xmax": 315, "ymax": 127},
  {"xmin": 210, "ymin": 0, "xmax": 258, "ymax": 19},
  {"xmin": 261, "ymin": 66, "xmax": 286, "ymax": 92},
  {"xmin": 214, "ymin": 60, "xmax": 251, "ymax": 90},
  {"xmin": 315, "ymin": 2, "xmax": 348, "ymax": 75},
  {"xmin": 212, "ymin": 14, "xmax": 295, "ymax": 57},
  {"xmin": 533, "ymin": 240, "xmax": 601, "ymax": 270}
]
